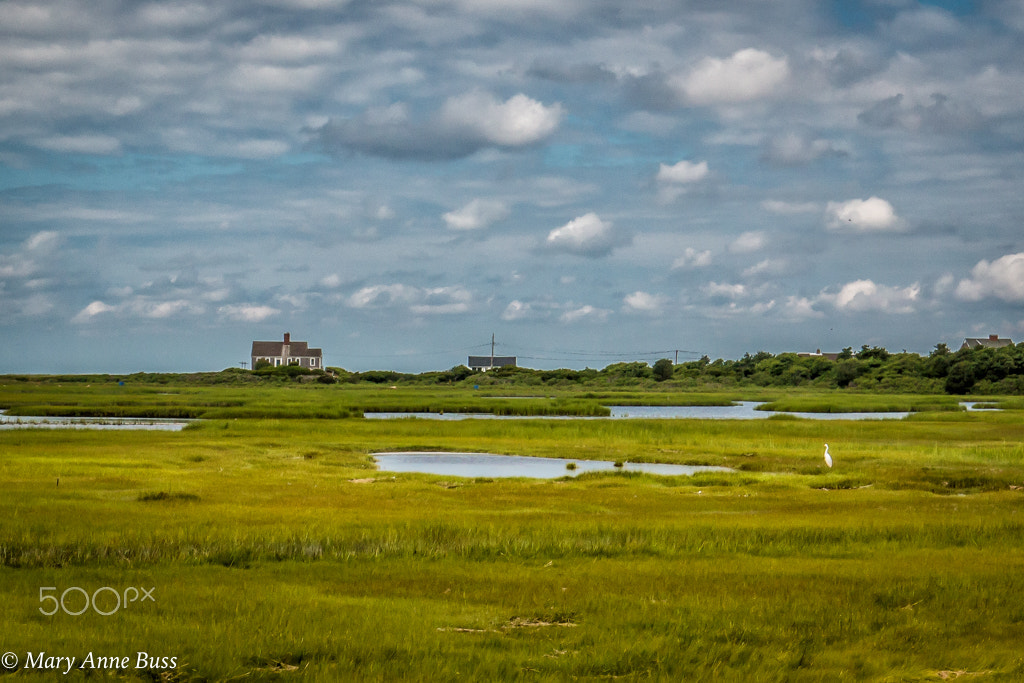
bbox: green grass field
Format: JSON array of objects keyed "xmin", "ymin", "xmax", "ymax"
[{"xmin": 2, "ymin": 381, "xmax": 1024, "ymax": 680}]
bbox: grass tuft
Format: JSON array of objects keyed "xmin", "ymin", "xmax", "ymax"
[{"xmin": 137, "ymin": 491, "xmax": 200, "ymax": 502}]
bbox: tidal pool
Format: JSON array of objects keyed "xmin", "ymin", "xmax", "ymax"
[
  {"xmin": 0, "ymin": 410, "xmax": 190, "ymax": 431},
  {"xmin": 374, "ymin": 452, "xmax": 732, "ymax": 479}
]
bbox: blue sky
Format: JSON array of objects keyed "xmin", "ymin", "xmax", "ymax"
[{"xmin": 2, "ymin": 0, "xmax": 1024, "ymax": 373}]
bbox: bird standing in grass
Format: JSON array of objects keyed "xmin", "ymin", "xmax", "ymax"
[{"xmin": 823, "ymin": 443, "xmax": 833, "ymax": 468}]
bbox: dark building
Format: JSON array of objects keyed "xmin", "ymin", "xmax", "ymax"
[{"xmin": 467, "ymin": 355, "xmax": 517, "ymax": 371}]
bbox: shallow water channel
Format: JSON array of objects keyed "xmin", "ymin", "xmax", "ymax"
[
  {"xmin": 366, "ymin": 401, "xmax": 913, "ymax": 421},
  {"xmin": 0, "ymin": 402, "xmax": 990, "ymax": 432},
  {"xmin": 374, "ymin": 452, "xmax": 732, "ymax": 479},
  {"xmin": 0, "ymin": 410, "xmax": 190, "ymax": 431}
]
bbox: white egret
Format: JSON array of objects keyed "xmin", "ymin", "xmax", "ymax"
[{"xmin": 823, "ymin": 443, "xmax": 833, "ymax": 468}]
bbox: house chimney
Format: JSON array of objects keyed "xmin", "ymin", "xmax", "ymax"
[
  {"xmin": 990, "ymin": 334, "xmax": 999, "ymax": 341},
  {"xmin": 284, "ymin": 332, "xmax": 290, "ymax": 344}
]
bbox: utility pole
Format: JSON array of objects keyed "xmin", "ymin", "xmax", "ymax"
[
  {"xmin": 675, "ymin": 350, "xmax": 678, "ymax": 364},
  {"xmin": 490, "ymin": 333, "xmax": 495, "ymax": 368}
]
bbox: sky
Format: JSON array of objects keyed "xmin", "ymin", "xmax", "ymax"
[{"xmin": 2, "ymin": 0, "xmax": 1024, "ymax": 373}]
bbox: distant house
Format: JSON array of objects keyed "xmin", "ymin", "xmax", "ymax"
[
  {"xmin": 252, "ymin": 333, "xmax": 323, "ymax": 370},
  {"xmin": 796, "ymin": 349, "xmax": 841, "ymax": 361},
  {"xmin": 960, "ymin": 334, "xmax": 1013, "ymax": 351},
  {"xmin": 468, "ymin": 355, "xmax": 517, "ymax": 371}
]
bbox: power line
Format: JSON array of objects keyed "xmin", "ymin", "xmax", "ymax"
[
  {"xmin": 502, "ymin": 343, "xmax": 702, "ymax": 360},
  {"xmin": 519, "ymin": 349, "xmax": 701, "ymax": 358},
  {"xmin": 516, "ymin": 353, "xmax": 700, "ymax": 364},
  {"xmin": 325, "ymin": 337, "xmax": 703, "ymax": 366},
  {"xmin": 339, "ymin": 342, "xmax": 491, "ymax": 359}
]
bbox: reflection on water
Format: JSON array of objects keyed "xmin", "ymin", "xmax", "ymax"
[
  {"xmin": 610, "ymin": 403, "xmax": 767, "ymax": 419},
  {"xmin": 961, "ymin": 401, "xmax": 1000, "ymax": 411},
  {"xmin": 366, "ymin": 401, "xmax": 912, "ymax": 421},
  {"xmin": 374, "ymin": 452, "xmax": 732, "ymax": 479},
  {"xmin": 0, "ymin": 410, "xmax": 190, "ymax": 431}
]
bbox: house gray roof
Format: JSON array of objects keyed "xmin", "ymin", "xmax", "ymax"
[
  {"xmin": 961, "ymin": 335, "xmax": 1013, "ymax": 350},
  {"xmin": 468, "ymin": 355, "xmax": 516, "ymax": 367},
  {"xmin": 251, "ymin": 340, "xmax": 322, "ymax": 357}
]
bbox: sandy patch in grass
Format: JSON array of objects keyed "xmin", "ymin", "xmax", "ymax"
[
  {"xmin": 935, "ymin": 672, "xmax": 992, "ymax": 680},
  {"xmin": 438, "ymin": 616, "xmax": 577, "ymax": 635}
]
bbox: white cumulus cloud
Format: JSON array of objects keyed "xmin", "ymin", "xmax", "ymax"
[
  {"xmin": 656, "ymin": 160, "xmax": 709, "ymax": 201},
  {"xmin": 826, "ymin": 279, "xmax": 920, "ymax": 314},
  {"xmin": 955, "ymin": 252, "xmax": 1024, "ymax": 303},
  {"xmin": 318, "ymin": 91, "xmax": 563, "ymax": 160},
  {"xmin": 409, "ymin": 286, "xmax": 473, "ymax": 315},
  {"xmin": 545, "ymin": 212, "xmax": 628, "ymax": 257},
  {"xmin": 675, "ymin": 49, "xmax": 789, "ymax": 105},
  {"xmin": 501, "ymin": 299, "xmax": 531, "ymax": 321},
  {"xmin": 623, "ymin": 291, "xmax": 668, "ymax": 313},
  {"xmin": 218, "ymin": 304, "xmax": 280, "ymax": 322},
  {"xmin": 672, "ymin": 248, "xmax": 712, "ymax": 269},
  {"xmin": 439, "ymin": 91, "xmax": 564, "ymax": 147},
  {"xmin": 743, "ymin": 258, "xmax": 789, "ymax": 278},
  {"xmin": 826, "ymin": 197, "xmax": 904, "ymax": 232},
  {"xmin": 347, "ymin": 283, "xmax": 472, "ymax": 315},
  {"xmin": 71, "ymin": 297, "xmax": 205, "ymax": 323},
  {"xmin": 560, "ymin": 304, "xmax": 610, "ymax": 323},
  {"xmin": 25, "ymin": 230, "xmax": 60, "ymax": 252},
  {"xmin": 347, "ymin": 284, "xmax": 420, "ymax": 308},
  {"xmin": 729, "ymin": 231, "xmax": 766, "ymax": 253},
  {"xmin": 656, "ymin": 160, "xmax": 709, "ymax": 184},
  {"xmin": 934, "ymin": 273, "xmax": 956, "ymax": 296},
  {"xmin": 782, "ymin": 296, "xmax": 824, "ymax": 320},
  {"xmin": 443, "ymin": 199, "xmax": 510, "ymax": 230},
  {"xmin": 72, "ymin": 300, "xmax": 115, "ymax": 324},
  {"xmin": 320, "ymin": 274, "xmax": 342, "ymax": 288},
  {"xmin": 703, "ymin": 282, "xmax": 747, "ymax": 299},
  {"xmin": 0, "ymin": 231, "xmax": 61, "ymax": 281},
  {"xmin": 135, "ymin": 299, "xmax": 200, "ymax": 319}
]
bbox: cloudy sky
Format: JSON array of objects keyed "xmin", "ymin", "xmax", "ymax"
[{"xmin": 3, "ymin": 0, "xmax": 1024, "ymax": 373}]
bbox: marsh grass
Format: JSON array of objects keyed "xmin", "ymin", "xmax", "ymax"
[
  {"xmin": 758, "ymin": 393, "xmax": 965, "ymax": 413},
  {"xmin": 1, "ymin": 383, "xmax": 613, "ymax": 419},
  {"xmin": 3, "ymin": 385, "xmax": 1024, "ymax": 679},
  {"xmin": 2, "ymin": 381, "xmax": 978, "ymax": 421}
]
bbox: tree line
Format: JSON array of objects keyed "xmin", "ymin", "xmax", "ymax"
[
  {"xmin": 317, "ymin": 342, "xmax": 1024, "ymax": 395},
  {"xmin": 665, "ymin": 343, "xmax": 1024, "ymax": 394},
  {"xmin": 11, "ymin": 342, "xmax": 1021, "ymax": 395}
]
